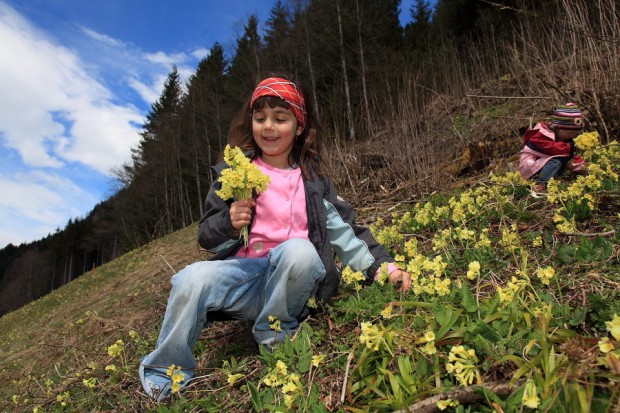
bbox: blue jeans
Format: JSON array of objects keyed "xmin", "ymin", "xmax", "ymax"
[
  {"xmin": 139, "ymin": 238, "xmax": 325, "ymax": 400},
  {"xmin": 535, "ymin": 157, "xmax": 569, "ymax": 186}
]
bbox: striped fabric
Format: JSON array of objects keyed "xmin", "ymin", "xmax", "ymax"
[
  {"xmin": 251, "ymin": 77, "xmax": 307, "ymax": 130},
  {"xmin": 550, "ymin": 103, "xmax": 583, "ymax": 130}
]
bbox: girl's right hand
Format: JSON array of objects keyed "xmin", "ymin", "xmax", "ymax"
[{"xmin": 229, "ymin": 199, "xmax": 255, "ymax": 233}]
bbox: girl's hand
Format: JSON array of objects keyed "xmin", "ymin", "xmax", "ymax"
[
  {"xmin": 388, "ymin": 269, "xmax": 411, "ymax": 292},
  {"xmin": 229, "ymin": 199, "xmax": 255, "ymax": 233}
]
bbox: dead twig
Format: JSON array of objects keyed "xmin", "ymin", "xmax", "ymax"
[
  {"xmin": 559, "ymin": 230, "xmax": 616, "ymax": 237},
  {"xmin": 393, "ymin": 380, "xmax": 524, "ymax": 413}
]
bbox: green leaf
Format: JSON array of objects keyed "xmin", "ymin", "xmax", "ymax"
[
  {"xmin": 472, "ymin": 333, "xmax": 494, "ymax": 358},
  {"xmin": 460, "ymin": 283, "xmax": 479, "ymax": 313},
  {"xmin": 434, "ymin": 302, "xmax": 463, "ymax": 338},
  {"xmin": 568, "ymin": 307, "xmax": 586, "ymax": 326},
  {"xmin": 469, "ymin": 321, "xmax": 503, "ymax": 343},
  {"xmin": 247, "ymin": 382, "xmax": 262, "ymax": 412},
  {"xmin": 483, "ymin": 293, "xmax": 500, "ymax": 318},
  {"xmin": 474, "ymin": 385, "xmax": 505, "ymax": 406}
]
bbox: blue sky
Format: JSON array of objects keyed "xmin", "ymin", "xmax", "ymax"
[{"xmin": 0, "ymin": 0, "xmax": 420, "ymax": 248}]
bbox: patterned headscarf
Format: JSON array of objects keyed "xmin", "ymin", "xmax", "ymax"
[
  {"xmin": 250, "ymin": 77, "xmax": 307, "ymax": 130},
  {"xmin": 551, "ymin": 103, "xmax": 583, "ymax": 130}
]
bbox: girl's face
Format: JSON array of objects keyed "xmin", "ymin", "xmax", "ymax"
[
  {"xmin": 555, "ymin": 127, "xmax": 581, "ymax": 142},
  {"xmin": 252, "ymin": 105, "xmax": 303, "ymax": 168}
]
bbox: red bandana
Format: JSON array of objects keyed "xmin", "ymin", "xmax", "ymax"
[{"xmin": 250, "ymin": 77, "xmax": 307, "ymax": 130}]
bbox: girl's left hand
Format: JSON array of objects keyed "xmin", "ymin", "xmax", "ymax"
[{"xmin": 388, "ymin": 269, "xmax": 411, "ymax": 292}]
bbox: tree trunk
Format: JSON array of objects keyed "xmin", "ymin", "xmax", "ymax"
[
  {"xmin": 355, "ymin": 0, "xmax": 371, "ymax": 126},
  {"xmin": 336, "ymin": 0, "xmax": 355, "ymax": 140}
]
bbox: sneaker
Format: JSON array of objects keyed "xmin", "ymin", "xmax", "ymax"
[{"xmin": 530, "ymin": 184, "xmax": 546, "ymax": 198}]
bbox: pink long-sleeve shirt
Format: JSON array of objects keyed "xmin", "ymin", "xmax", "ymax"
[{"xmin": 235, "ymin": 157, "xmax": 309, "ymax": 258}]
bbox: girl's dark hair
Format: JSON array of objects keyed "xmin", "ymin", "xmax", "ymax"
[{"xmin": 227, "ymin": 75, "xmax": 323, "ymax": 179}]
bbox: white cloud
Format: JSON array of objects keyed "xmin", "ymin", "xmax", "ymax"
[
  {"xmin": 0, "ymin": 1, "xmax": 209, "ymax": 247},
  {"xmin": 80, "ymin": 26, "xmax": 123, "ymax": 47},
  {"xmin": 0, "ymin": 2, "xmax": 142, "ymax": 175},
  {"xmin": 128, "ymin": 74, "xmax": 168, "ymax": 106},
  {"xmin": 191, "ymin": 47, "xmax": 210, "ymax": 60},
  {"xmin": 0, "ymin": 170, "xmax": 98, "ymax": 247},
  {"xmin": 145, "ymin": 50, "xmax": 188, "ymax": 67}
]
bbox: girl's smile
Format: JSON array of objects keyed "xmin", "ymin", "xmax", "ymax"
[{"xmin": 252, "ymin": 106, "xmax": 302, "ymax": 168}]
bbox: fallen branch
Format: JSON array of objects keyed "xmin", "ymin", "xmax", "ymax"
[
  {"xmin": 341, "ymin": 350, "xmax": 355, "ymax": 404},
  {"xmin": 560, "ymin": 229, "xmax": 615, "ymax": 237},
  {"xmin": 393, "ymin": 380, "xmax": 523, "ymax": 413},
  {"xmin": 466, "ymin": 94, "xmax": 549, "ymax": 99}
]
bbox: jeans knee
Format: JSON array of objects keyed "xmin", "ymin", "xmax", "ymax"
[
  {"xmin": 171, "ymin": 262, "xmax": 213, "ymax": 293},
  {"xmin": 274, "ymin": 239, "xmax": 325, "ymax": 280}
]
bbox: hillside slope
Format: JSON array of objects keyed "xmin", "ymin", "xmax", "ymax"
[
  {"xmin": 1, "ymin": 223, "xmax": 211, "ymax": 411},
  {"xmin": 2, "ymin": 140, "xmax": 620, "ymax": 412}
]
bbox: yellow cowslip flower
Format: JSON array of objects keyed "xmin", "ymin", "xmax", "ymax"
[
  {"xmin": 165, "ymin": 365, "xmax": 185, "ymax": 394},
  {"xmin": 166, "ymin": 364, "xmax": 178, "ymax": 377},
  {"xmin": 522, "ymin": 379, "xmax": 540, "ymax": 409},
  {"xmin": 56, "ymin": 392, "xmax": 69, "ymax": 407},
  {"xmin": 498, "ymin": 276, "xmax": 527, "ymax": 306},
  {"xmin": 282, "ymin": 374, "xmax": 302, "ymax": 394},
  {"xmin": 375, "ymin": 263, "xmax": 389, "ymax": 285},
  {"xmin": 105, "ymin": 364, "xmax": 116, "ymax": 371},
  {"xmin": 381, "ymin": 305, "xmax": 393, "ymax": 319},
  {"xmin": 606, "ymin": 314, "xmax": 620, "ymax": 341},
  {"xmin": 455, "ymin": 227, "xmax": 475, "ymax": 241},
  {"xmin": 215, "ymin": 145, "xmax": 270, "ymax": 248},
  {"xmin": 553, "ymin": 214, "xmax": 577, "ymax": 234},
  {"xmin": 445, "ymin": 345, "xmax": 481, "ymax": 386},
  {"xmin": 500, "ymin": 227, "xmax": 519, "ymax": 252},
  {"xmin": 475, "ymin": 230, "xmax": 492, "ymax": 249},
  {"xmin": 275, "ymin": 360, "xmax": 287, "ymax": 374},
  {"xmin": 171, "ymin": 372, "xmax": 184, "ymax": 384},
  {"xmin": 82, "ymin": 377, "xmax": 97, "ymax": 389},
  {"xmin": 107, "ymin": 339, "xmax": 124, "ymax": 357},
  {"xmin": 284, "ymin": 394, "xmax": 296, "ymax": 409},
  {"xmin": 434, "ymin": 277, "xmax": 451, "ymax": 296},
  {"xmin": 574, "ymin": 131, "xmax": 599, "ymax": 152},
  {"xmin": 227, "ymin": 373, "xmax": 244, "ymax": 385},
  {"xmin": 466, "ymin": 261, "xmax": 480, "ymax": 280},
  {"xmin": 306, "ymin": 296, "xmax": 317, "ymax": 308},
  {"xmin": 359, "ymin": 322, "xmax": 383, "ymax": 352},
  {"xmin": 424, "ymin": 331, "xmax": 436, "ymax": 342},
  {"xmin": 598, "ymin": 337, "xmax": 615, "ymax": 353},
  {"xmin": 532, "ymin": 236, "xmax": 542, "ymax": 247},
  {"xmin": 341, "ymin": 266, "xmax": 365, "ymax": 286},
  {"xmin": 263, "ymin": 361, "xmax": 288, "ymax": 387},
  {"xmin": 12, "ymin": 394, "xmax": 19, "ymax": 404},
  {"xmin": 268, "ymin": 315, "xmax": 282, "ymax": 332},
  {"xmin": 436, "ymin": 399, "xmax": 459, "ymax": 410},
  {"xmin": 535, "ymin": 266, "xmax": 555, "ymax": 286},
  {"xmin": 604, "ymin": 352, "xmax": 620, "ymax": 374},
  {"xmin": 312, "ymin": 354, "xmax": 326, "ymax": 367},
  {"xmin": 404, "ymin": 238, "xmax": 418, "ymax": 258},
  {"xmin": 422, "ymin": 341, "xmax": 437, "ymax": 355}
]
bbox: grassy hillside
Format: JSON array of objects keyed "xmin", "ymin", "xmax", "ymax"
[{"xmin": 2, "ymin": 139, "xmax": 619, "ymax": 412}]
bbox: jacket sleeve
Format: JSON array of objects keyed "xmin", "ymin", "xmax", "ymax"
[
  {"xmin": 197, "ymin": 165, "xmax": 239, "ymax": 253},
  {"xmin": 525, "ymin": 131, "xmax": 573, "ymax": 157},
  {"xmin": 322, "ymin": 178, "xmax": 393, "ymax": 280}
]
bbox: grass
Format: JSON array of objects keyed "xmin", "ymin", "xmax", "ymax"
[{"xmin": 2, "ymin": 142, "xmax": 619, "ymax": 413}]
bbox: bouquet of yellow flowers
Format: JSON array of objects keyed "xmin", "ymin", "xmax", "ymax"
[
  {"xmin": 574, "ymin": 131, "xmax": 599, "ymax": 152},
  {"xmin": 215, "ymin": 145, "xmax": 270, "ymax": 248}
]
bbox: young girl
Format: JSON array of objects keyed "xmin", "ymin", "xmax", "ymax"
[
  {"xmin": 139, "ymin": 76, "xmax": 411, "ymax": 400},
  {"xmin": 519, "ymin": 102, "xmax": 586, "ymax": 191}
]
